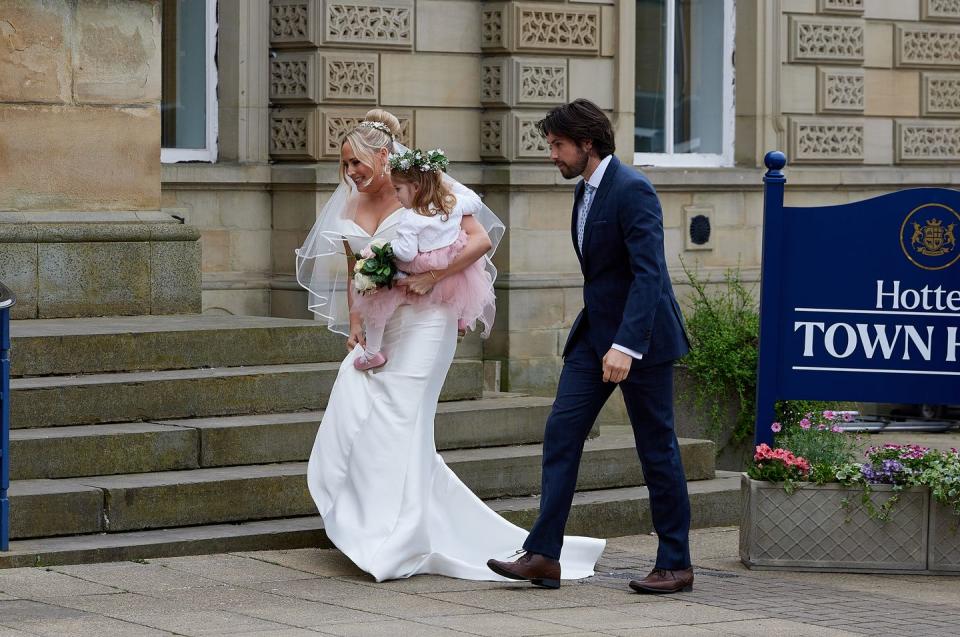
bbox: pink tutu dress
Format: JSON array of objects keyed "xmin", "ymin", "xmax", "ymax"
[{"xmin": 351, "ymin": 193, "xmax": 495, "ymax": 338}]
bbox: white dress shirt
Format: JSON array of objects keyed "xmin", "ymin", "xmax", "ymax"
[{"xmin": 579, "ymin": 156, "xmax": 644, "ymax": 362}]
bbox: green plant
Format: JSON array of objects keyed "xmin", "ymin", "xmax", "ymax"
[
  {"xmin": 919, "ymin": 449, "xmax": 960, "ymax": 518},
  {"xmin": 679, "ymin": 259, "xmax": 759, "ymax": 446},
  {"xmin": 773, "ymin": 410, "xmax": 861, "ymax": 484}
]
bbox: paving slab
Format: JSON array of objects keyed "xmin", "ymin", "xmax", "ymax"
[{"xmin": 1, "ymin": 527, "xmax": 957, "ymax": 636}]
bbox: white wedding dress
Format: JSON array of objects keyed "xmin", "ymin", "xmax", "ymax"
[{"xmin": 306, "ymin": 210, "xmax": 605, "ymax": 582}]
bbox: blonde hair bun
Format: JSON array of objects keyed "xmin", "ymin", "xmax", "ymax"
[{"xmin": 364, "ymin": 109, "xmax": 402, "ymax": 140}]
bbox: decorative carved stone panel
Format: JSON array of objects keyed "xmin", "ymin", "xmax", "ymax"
[
  {"xmin": 479, "ymin": 111, "xmax": 510, "ymax": 161},
  {"xmin": 818, "ymin": 0, "xmax": 864, "ymax": 15},
  {"xmin": 482, "ymin": 4, "xmax": 509, "ymax": 51},
  {"xmin": 896, "ymin": 24, "xmax": 960, "ymax": 68},
  {"xmin": 270, "ymin": 52, "xmax": 316, "ymax": 104},
  {"xmin": 515, "ymin": 58, "xmax": 567, "ymax": 105},
  {"xmin": 515, "ymin": 3, "xmax": 599, "ymax": 54},
  {"xmin": 789, "ymin": 118, "xmax": 864, "ymax": 163},
  {"xmin": 270, "ymin": 0, "xmax": 320, "ymax": 48},
  {"xmin": 896, "ymin": 119, "xmax": 960, "ymax": 162},
  {"xmin": 817, "ymin": 67, "xmax": 864, "ymax": 113},
  {"xmin": 515, "ymin": 112, "xmax": 550, "ymax": 159},
  {"xmin": 481, "ymin": 58, "xmax": 508, "ymax": 106},
  {"xmin": 923, "ymin": 72, "xmax": 960, "ymax": 115},
  {"xmin": 320, "ymin": 109, "xmax": 413, "ymax": 158},
  {"xmin": 481, "ymin": 57, "xmax": 568, "ymax": 107},
  {"xmin": 322, "ymin": 0, "xmax": 413, "ymax": 49},
  {"xmin": 789, "ymin": 16, "xmax": 864, "ymax": 65},
  {"xmin": 270, "ymin": 109, "xmax": 319, "ymax": 160},
  {"xmin": 923, "ymin": 0, "xmax": 960, "ymax": 22},
  {"xmin": 321, "ymin": 53, "xmax": 378, "ymax": 103}
]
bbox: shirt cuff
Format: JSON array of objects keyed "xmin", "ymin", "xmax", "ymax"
[{"xmin": 612, "ymin": 343, "xmax": 644, "ymax": 360}]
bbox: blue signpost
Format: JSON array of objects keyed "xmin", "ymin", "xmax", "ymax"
[
  {"xmin": 755, "ymin": 151, "xmax": 960, "ymax": 447},
  {"xmin": 0, "ymin": 281, "xmax": 13, "ymax": 551}
]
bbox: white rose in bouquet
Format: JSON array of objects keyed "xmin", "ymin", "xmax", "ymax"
[{"xmin": 353, "ymin": 272, "xmax": 377, "ymax": 295}]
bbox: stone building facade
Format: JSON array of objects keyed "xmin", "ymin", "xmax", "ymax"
[{"xmin": 6, "ymin": 0, "xmax": 960, "ymax": 402}]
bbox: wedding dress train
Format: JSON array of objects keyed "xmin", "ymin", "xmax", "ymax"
[{"xmin": 306, "ymin": 301, "xmax": 605, "ymax": 582}]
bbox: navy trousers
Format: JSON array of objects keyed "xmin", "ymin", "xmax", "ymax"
[{"xmin": 522, "ymin": 335, "xmax": 692, "ymax": 570}]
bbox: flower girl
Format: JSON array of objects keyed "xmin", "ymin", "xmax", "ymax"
[{"xmin": 350, "ymin": 148, "xmax": 496, "ymax": 371}]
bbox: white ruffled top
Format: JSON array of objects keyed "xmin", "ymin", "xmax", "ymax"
[{"xmin": 391, "ymin": 192, "xmax": 481, "ymax": 262}]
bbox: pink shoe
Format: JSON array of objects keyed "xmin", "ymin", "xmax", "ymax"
[{"xmin": 353, "ymin": 350, "xmax": 387, "ymax": 371}]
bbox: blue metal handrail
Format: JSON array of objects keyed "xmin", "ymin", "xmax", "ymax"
[{"xmin": 1, "ymin": 280, "xmax": 14, "ymax": 551}]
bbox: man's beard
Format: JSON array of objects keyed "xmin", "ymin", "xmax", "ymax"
[{"xmin": 556, "ymin": 148, "xmax": 589, "ymax": 179}]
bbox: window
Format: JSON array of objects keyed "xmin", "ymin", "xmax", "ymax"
[
  {"xmin": 634, "ymin": 0, "xmax": 734, "ymax": 167},
  {"xmin": 161, "ymin": 0, "xmax": 218, "ymax": 163}
]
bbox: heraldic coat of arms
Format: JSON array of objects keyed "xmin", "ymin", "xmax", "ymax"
[{"xmin": 910, "ymin": 218, "xmax": 956, "ymax": 257}]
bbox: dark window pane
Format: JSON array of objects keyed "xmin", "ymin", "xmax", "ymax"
[
  {"xmin": 635, "ymin": 0, "xmax": 666, "ymax": 153},
  {"xmin": 161, "ymin": 0, "xmax": 207, "ymax": 150},
  {"xmin": 674, "ymin": 0, "xmax": 724, "ymax": 154}
]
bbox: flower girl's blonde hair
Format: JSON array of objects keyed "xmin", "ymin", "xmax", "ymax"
[
  {"xmin": 390, "ymin": 163, "xmax": 455, "ymax": 219},
  {"xmin": 339, "ymin": 109, "xmax": 402, "ymax": 187}
]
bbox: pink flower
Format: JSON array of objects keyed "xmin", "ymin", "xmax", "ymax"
[
  {"xmin": 823, "ymin": 410, "xmax": 836, "ymax": 420},
  {"xmin": 818, "ymin": 424, "xmax": 827, "ymax": 430},
  {"xmin": 842, "ymin": 412, "xmax": 854, "ymax": 422},
  {"xmin": 831, "ymin": 425, "xmax": 843, "ymax": 433},
  {"xmin": 771, "ymin": 422, "xmax": 782, "ymax": 433}
]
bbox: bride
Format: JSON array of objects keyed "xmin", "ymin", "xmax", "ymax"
[{"xmin": 296, "ymin": 108, "xmax": 605, "ymax": 583}]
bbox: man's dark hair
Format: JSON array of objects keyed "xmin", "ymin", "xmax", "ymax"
[{"xmin": 536, "ymin": 99, "xmax": 615, "ymax": 158}]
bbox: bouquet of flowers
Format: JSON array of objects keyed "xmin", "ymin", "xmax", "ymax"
[{"xmin": 353, "ymin": 239, "xmax": 398, "ymax": 296}]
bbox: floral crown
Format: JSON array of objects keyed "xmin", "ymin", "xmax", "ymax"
[
  {"xmin": 388, "ymin": 148, "xmax": 449, "ymax": 173},
  {"xmin": 355, "ymin": 120, "xmax": 394, "ymax": 138}
]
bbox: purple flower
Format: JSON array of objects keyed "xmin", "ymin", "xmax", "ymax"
[
  {"xmin": 799, "ymin": 418, "xmax": 811, "ymax": 430},
  {"xmin": 771, "ymin": 422, "xmax": 782, "ymax": 433}
]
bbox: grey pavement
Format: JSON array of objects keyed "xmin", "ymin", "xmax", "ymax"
[{"xmin": 1, "ymin": 527, "xmax": 958, "ymax": 636}]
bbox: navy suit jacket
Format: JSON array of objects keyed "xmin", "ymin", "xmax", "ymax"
[{"xmin": 564, "ymin": 155, "xmax": 690, "ymax": 367}]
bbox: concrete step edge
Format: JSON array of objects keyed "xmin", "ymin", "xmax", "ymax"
[
  {"xmin": 9, "ymin": 435, "xmax": 714, "ymax": 494},
  {"xmin": 0, "ymin": 476, "xmax": 742, "ymax": 569}
]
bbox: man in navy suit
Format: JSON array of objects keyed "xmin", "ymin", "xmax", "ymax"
[{"xmin": 487, "ymin": 99, "xmax": 693, "ymax": 594}]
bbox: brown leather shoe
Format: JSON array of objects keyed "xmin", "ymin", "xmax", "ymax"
[
  {"xmin": 628, "ymin": 567, "xmax": 693, "ymax": 594},
  {"xmin": 486, "ymin": 552, "xmax": 561, "ymax": 589}
]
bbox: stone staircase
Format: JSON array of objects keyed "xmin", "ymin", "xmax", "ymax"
[{"xmin": 0, "ymin": 315, "xmax": 740, "ymax": 568}]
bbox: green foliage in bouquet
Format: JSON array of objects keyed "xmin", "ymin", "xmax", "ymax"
[
  {"xmin": 679, "ymin": 259, "xmax": 759, "ymax": 444},
  {"xmin": 353, "ymin": 241, "xmax": 398, "ymax": 295}
]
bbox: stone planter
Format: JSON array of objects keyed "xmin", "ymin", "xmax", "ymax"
[
  {"xmin": 929, "ymin": 500, "xmax": 960, "ymax": 573},
  {"xmin": 738, "ymin": 475, "xmax": 959, "ymax": 574}
]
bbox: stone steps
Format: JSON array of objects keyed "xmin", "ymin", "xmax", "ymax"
[
  {"xmin": 9, "ymin": 314, "xmax": 483, "ymax": 376},
  {"xmin": 0, "ymin": 473, "xmax": 742, "ymax": 569},
  {"xmin": 9, "ymin": 360, "xmax": 484, "ymax": 428},
  {"xmin": 7, "ymin": 432, "xmax": 715, "ymax": 540},
  {"xmin": 9, "ymin": 315, "xmax": 343, "ymax": 376},
  {"xmin": 8, "ymin": 395, "xmax": 555, "ymax": 480},
  {"xmin": 2, "ymin": 313, "xmax": 734, "ymax": 572}
]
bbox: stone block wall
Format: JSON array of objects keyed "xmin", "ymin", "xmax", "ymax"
[
  {"xmin": 779, "ymin": 0, "xmax": 960, "ymax": 165},
  {"xmin": 0, "ymin": 0, "xmax": 201, "ymax": 319},
  {"xmin": 0, "ymin": 0, "xmax": 161, "ymax": 211},
  {"xmin": 265, "ymin": 0, "xmax": 616, "ymax": 164}
]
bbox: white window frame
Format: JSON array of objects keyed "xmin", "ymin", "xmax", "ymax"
[
  {"xmin": 633, "ymin": 0, "xmax": 735, "ymax": 168},
  {"xmin": 161, "ymin": 0, "xmax": 218, "ymax": 163}
]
